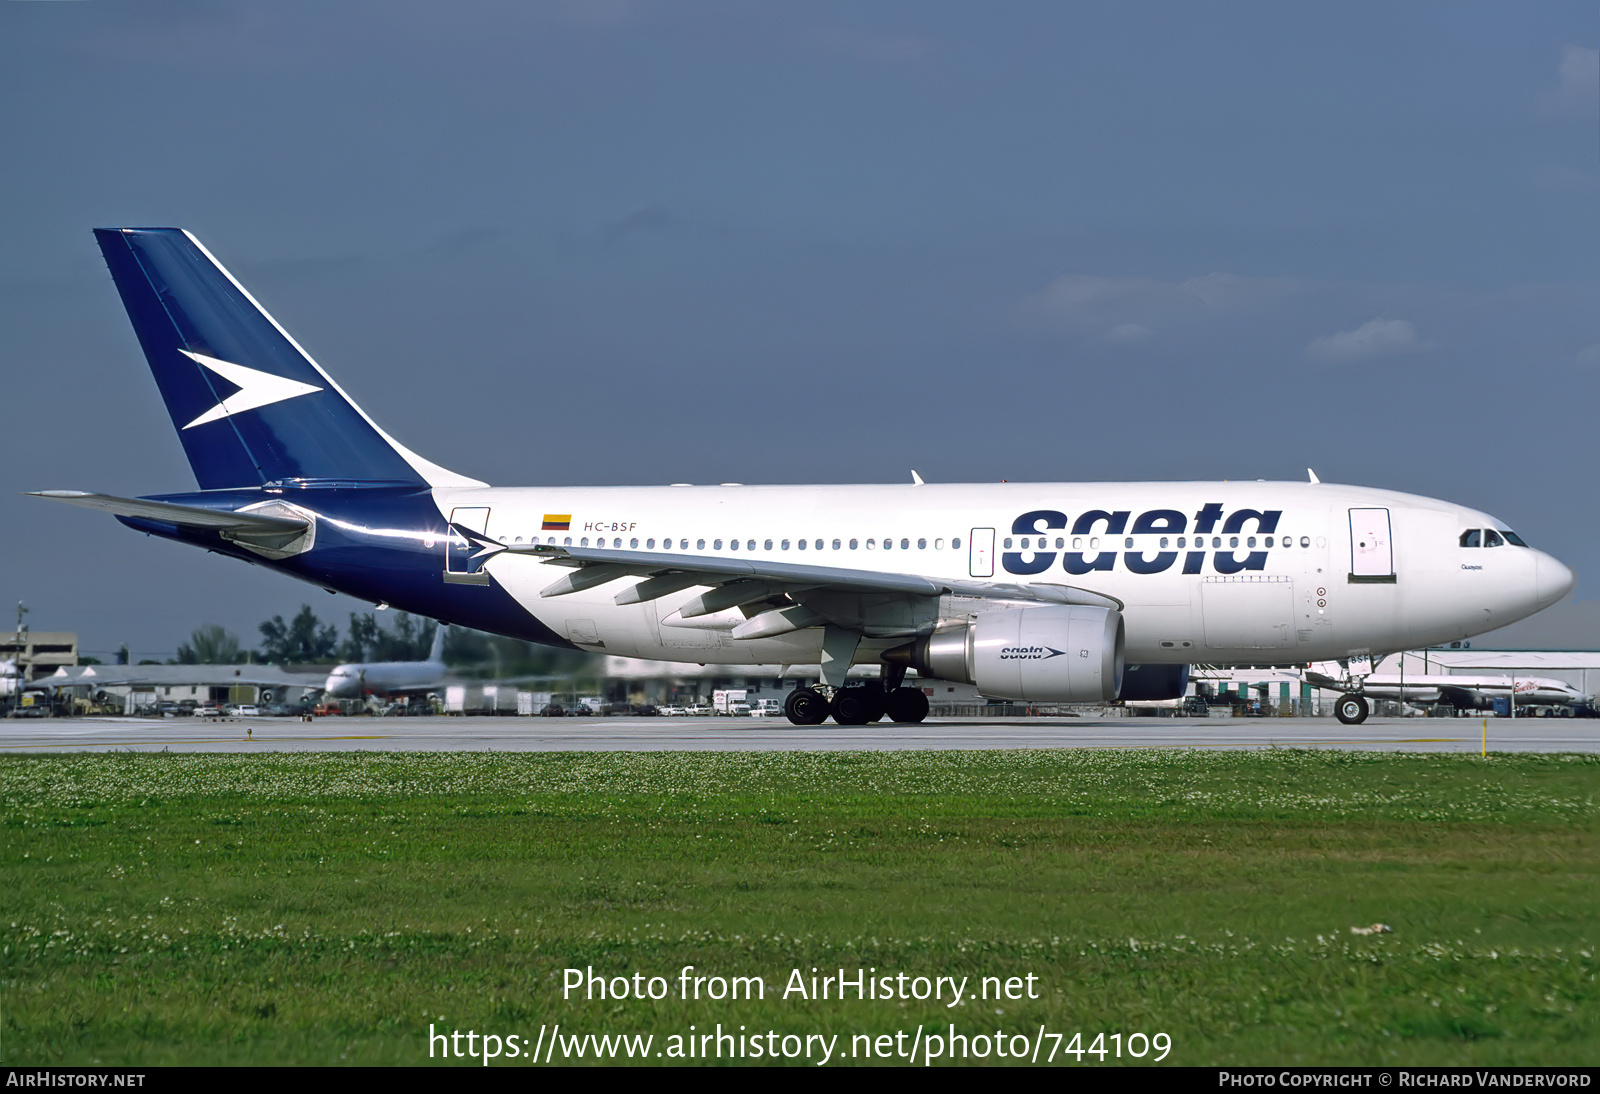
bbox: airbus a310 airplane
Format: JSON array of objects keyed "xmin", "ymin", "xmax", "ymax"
[
  {"xmin": 323, "ymin": 624, "xmax": 449, "ymax": 699},
  {"xmin": 32, "ymin": 229, "xmax": 1576, "ymax": 726}
]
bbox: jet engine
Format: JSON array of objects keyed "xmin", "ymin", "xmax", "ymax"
[{"xmin": 886, "ymin": 605, "xmax": 1124, "ymax": 703}]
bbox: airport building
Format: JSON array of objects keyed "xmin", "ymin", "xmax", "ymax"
[
  {"xmin": 1, "ymin": 631, "xmax": 79, "ymax": 683},
  {"xmin": 42, "ymin": 663, "xmax": 325, "ymax": 715}
]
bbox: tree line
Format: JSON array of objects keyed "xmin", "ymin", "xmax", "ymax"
[{"xmin": 160, "ymin": 606, "xmax": 593, "ymax": 680}]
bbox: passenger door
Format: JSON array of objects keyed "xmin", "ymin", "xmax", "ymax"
[
  {"xmin": 1348, "ymin": 508, "xmax": 1394, "ymax": 583},
  {"xmin": 444, "ymin": 506, "xmax": 492, "ymax": 585}
]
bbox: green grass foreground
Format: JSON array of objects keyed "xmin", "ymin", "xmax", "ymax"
[{"xmin": 2, "ymin": 749, "xmax": 1596, "ymax": 1066}]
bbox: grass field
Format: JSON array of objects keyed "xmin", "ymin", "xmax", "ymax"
[{"xmin": 2, "ymin": 749, "xmax": 1596, "ymax": 1066}]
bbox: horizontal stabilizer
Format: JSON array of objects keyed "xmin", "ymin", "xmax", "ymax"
[{"xmin": 29, "ymin": 491, "xmax": 307, "ymax": 534}]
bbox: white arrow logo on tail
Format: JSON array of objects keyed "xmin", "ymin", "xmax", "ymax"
[{"xmin": 178, "ymin": 349, "xmax": 323, "ymax": 430}]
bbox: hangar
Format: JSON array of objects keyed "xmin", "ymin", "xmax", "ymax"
[{"xmin": 41, "ymin": 663, "xmax": 322, "ymax": 715}]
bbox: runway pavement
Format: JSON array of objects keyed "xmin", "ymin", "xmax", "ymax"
[{"xmin": 1, "ymin": 714, "xmax": 1595, "ymax": 753}]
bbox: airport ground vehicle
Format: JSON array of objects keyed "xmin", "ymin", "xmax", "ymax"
[
  {"xmin": 34, "ymin": 229, "xmax": 1575, "ymax": 728},
  {"xmin": 713, "ymin": 689, "xmax": 749, "ymax": 715}
]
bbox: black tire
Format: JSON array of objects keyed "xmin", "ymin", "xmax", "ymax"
[
  {"xmin": 831, "ymin": 687, "xmax": 885, "ymax": 726},
  {"xmin": 884, "ymin": 687, "xmax": 930, "ymax": 724},
  {"xmin": 1335, "ymin": 694, "xmax": 1369, "ymax": 725},
  {"xmin": 785, "ymin": 687, "xmax": 830, "ymax": 726}
]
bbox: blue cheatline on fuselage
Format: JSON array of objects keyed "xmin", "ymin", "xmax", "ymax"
[{"xmin": 118, "ymin": 487, "xmax": 575, "ymax": 649}]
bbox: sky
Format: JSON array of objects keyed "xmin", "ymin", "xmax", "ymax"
[{"xmin": 2, "ymin": 1, "xmax": 1597, "ymax": 660}]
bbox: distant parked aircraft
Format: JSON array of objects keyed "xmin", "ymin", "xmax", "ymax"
[
  {"xmin": 323, "ymin": 624, "xmax": 449, "ymax": 698},
  {"xmin": 1304, "ymin": 666, "xmax": 1588, "ymax": 714}
]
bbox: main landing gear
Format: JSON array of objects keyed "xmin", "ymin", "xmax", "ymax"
[
  {"xmin": 784, "ymin": 687, "xmax": 831, "ymax": 726},
  {"xmin": 784, "ymin": 684, "xmax": 930, "ymax": 726},
  {"xmin": 783, "ymin": 626, "xmax": 932, "ymax": 726},
  {"xmin": 1335, "ymin": 694, "xmax": 1369, "ymax": 725}
]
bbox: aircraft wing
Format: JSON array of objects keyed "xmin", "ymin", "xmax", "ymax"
[
  {"xmin": 452, "ymin": 525, "xmax": 1121, "ymax": 640},
  {"xmin": 29, "ymin": 492, "xmax": 308, "ymax": 535},
  {"xmin": 1303, "ymin": 670, "xmax": 1353, "ymax": 692}
]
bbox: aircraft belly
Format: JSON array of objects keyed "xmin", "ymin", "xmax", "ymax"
[
  {"xmin": 489, "ymin": 562, "xmax": 650, "ymax": 657},
  {"xmin": 1201, "ymin": 578, "xmax": 1295, "ymax": 651},
  {"xmin": 1121, "ymin": 601, "xmax": 1200, "ymax": 663}
]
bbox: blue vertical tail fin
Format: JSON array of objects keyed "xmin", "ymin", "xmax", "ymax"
[{"xmin": 94, "ymin": 228, "xmax": 484, "ymax": 491}]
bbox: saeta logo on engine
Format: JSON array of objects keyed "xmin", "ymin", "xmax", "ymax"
[{"xmin": 999, "ymin": 646, "xmax": 1065, "ymax": 660}]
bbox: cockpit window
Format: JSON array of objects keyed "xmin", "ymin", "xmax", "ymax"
[
  {"xmin": 1503, "ymin": 531, "xmax": 1529, "ymax": 547},
  {"xmin": 1459, "ymin": 529, "xmax": 1481, "ymax": 548},
  {"xmin": 1483, "ymin": 529, "xmax": 1504, "ymax": 548}
]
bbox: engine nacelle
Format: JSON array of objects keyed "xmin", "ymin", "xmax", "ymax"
[
  {"xmin": 1118, "ymin": 663, "xmax": 1189, "ymax": 703},
  {"xmin": 888, "ymin": 605, "xmax": 1124, "ymax": 703}
]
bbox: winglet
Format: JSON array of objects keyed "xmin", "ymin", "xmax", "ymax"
[
  {"xmin": 1307, "ymin": 468, "xmax": 1320, "ymax": 484},
  {"xmin": 911, "ymin": 470, "xmax": 925, "ymax": 486}
]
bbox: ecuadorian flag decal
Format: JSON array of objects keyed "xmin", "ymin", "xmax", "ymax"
[{"xmin": 542, "ymin": 514, "xmax": 571, "ymax": 531}]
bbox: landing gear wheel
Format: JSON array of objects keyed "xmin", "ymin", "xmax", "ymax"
[
  {"xmin": 831, "ymin": 687, "xmax": 885, "ymax": 726},
  {"xmin": 884, "ymin": 687, "xmax": 930, "ymax": 724},
  {"xmin": 785, "ymin": 687, "xmax": 830, "ymax": 726},
  {"xmin": 1335, "ymin": 695, "xmax": 1369, "ymax": 725}
]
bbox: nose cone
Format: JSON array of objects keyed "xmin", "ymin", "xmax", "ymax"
[{"xmin": 1535, "ymin": 551, "xmax": 1576, "ymax": 611}]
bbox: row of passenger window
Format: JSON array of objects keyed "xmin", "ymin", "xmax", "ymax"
[
  {"xmin": 509, "ymin": 535, "xmax": 963, "ymax": 551},
  {"xmin": 1005, "ymin": 535, "xmax": 1309, "ymax": 550},
  {"xmin": 504, "ymin": 533, "xmax": 1318, "ymax": 552}
]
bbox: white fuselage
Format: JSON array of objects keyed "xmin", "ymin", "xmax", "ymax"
[{"xmin": 425, "ymin": 479, "xmax": 1571, "ymax": 669}]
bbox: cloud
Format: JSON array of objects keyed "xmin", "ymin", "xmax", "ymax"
[
  {"xmin": 1543, "ymin": 44, "xmax": 1598, "ymax": 113},
  {"xmin": 1017, "ymin": 271, "xmax": 1296, "ymax": 339},
  {"xmin": 1305, "ymin": 318, "xmax": 1427, "ymax": 362}
]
